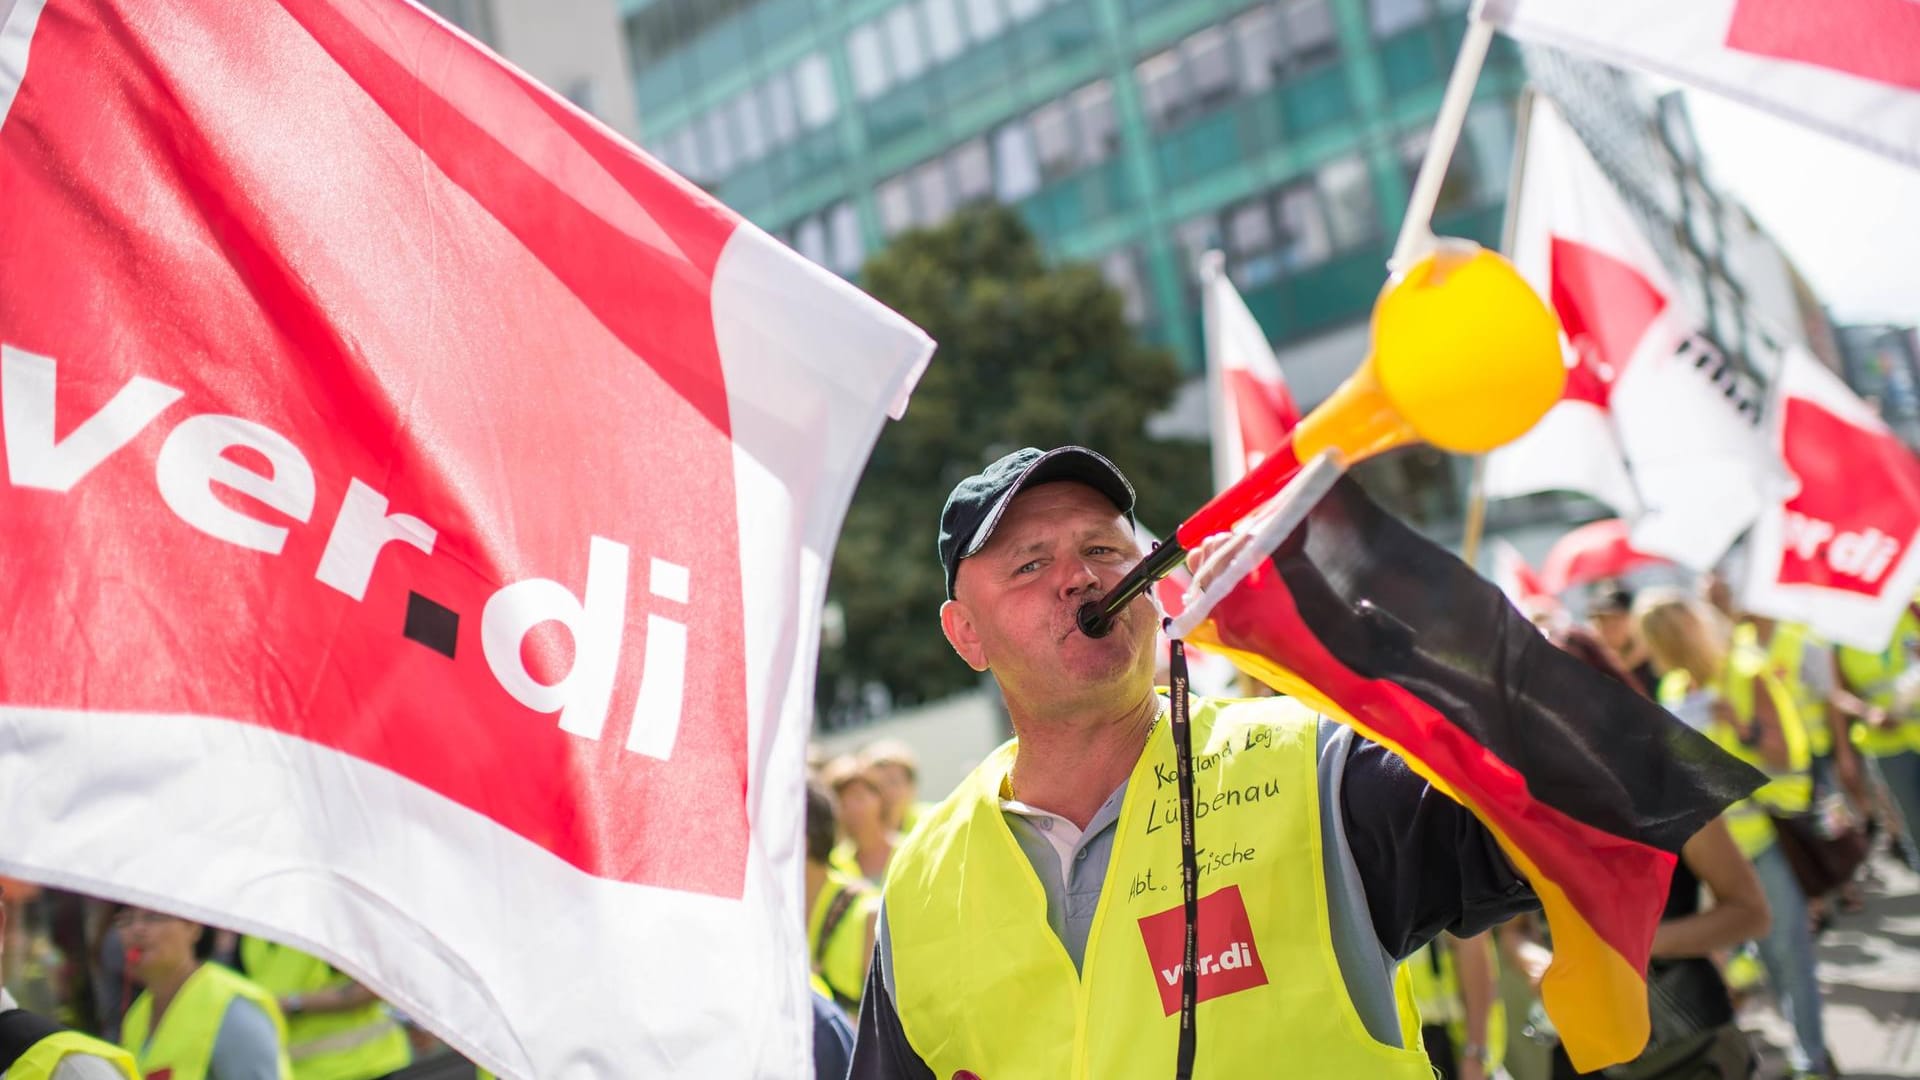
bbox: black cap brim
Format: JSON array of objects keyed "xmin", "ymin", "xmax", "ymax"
[{"xmin": 954, "ymin": 448, "xmax": 1135, "ymax": 583}]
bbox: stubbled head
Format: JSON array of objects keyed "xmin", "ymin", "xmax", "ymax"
[
  {"xmin": 937, "ymin": 447, "xmax": 1158, "ymax": 718},
  {"xmin": 941, "ymin": 480, "xmax": 1158, "ymax": 717}
]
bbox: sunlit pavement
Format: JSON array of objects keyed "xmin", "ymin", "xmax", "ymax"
[{"xmin": 1744, "ymin": 853, "xmax": 1920, "ymax": 1079}]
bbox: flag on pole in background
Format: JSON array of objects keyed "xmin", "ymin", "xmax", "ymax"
[
  {"xmin": 1488, "ymin": 538, "xmax": 1553, "ymax": 612},
  {"xmin": 1739, "ymin": 345, "xmax": 1920, "ymax": 649},
  {"xmin": 1484, "ymin": 96, "xmax": 1781, "ymax": 571},
  {"xmin": 1184, "ymin": 478, "xmax": 1764, "ymax": 1072},
  {"xmin": 1476, "ymin": 0, "xmax": 1920, "ymax": 169},
  {"xmin": 1539, "ymin": 519, "xmax": 1667, "ymax": 595},
  {"xmin": 0, "ymin": 1, "xmax": 933, "ymax": 1076},
  {"xmin": 1200, "ymin": 250, "xmax": 1301, "ymax": 494}
]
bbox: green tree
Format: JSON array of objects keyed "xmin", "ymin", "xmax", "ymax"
[{"xmin": 817, "ymin": 205, "xmax": 1208, "ymax": 727}]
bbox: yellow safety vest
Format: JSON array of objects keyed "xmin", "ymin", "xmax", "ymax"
[
  {"xmin": 1751, "ymin": 622, "xmax": 1836, "ymax": 758},
  {"xmin": 6, "ymin": 1029, "xmax": 140, "ymax": 1080},
  {"xmin": 1660, "ymin": 654, "xmax": 1811, "ymax": 858},
  {"xmin": 807, "ymin": 872, "xmax": 876, "ymax": 1012},
  {"xmin": 237, "ymin": 939, "xmax": 410, "ymax": 1080},
  {"xmin": 1837, "ymin": 605, "xmax": 1920, "ymax": 757},
  {"xmin": 1405, "ymin": 939, "xmax": 1507, "ymax": 1072},
  {"xmin": 121, "ymin": 963, "xmax": 292, "ymax": 1080},
  {"xmin": 883, "ymin": 696, "xmax": 1432, "ymax": 1080}
]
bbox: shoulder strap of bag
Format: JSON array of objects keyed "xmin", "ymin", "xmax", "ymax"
[{"xmin": 812, "ymin": 885, "xmax": 863, "ymax": 968}]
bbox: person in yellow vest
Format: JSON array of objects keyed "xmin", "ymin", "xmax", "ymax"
[
  {"xmin": 804, "ymin": 782, "xmax": 878, "ymax": 1015},
  {"xmin": 1744, "ymin": 615, "xmax": 1881, "ymax": 918},
  {"xmin": 1744, "ymin": 619, "xmax": 1875, "ymax": 811},
  {"xmin": 1637, "ymin": 593, "xmax": 1833, "ymax": 1079},
  {"xmin": 1836, "ymin": 602, "xmax": 1920, "ymax": 873},
  {"xmin": 233, "ymin": 939, "xmax": 408, "ymax": 1080},
  {"xmin": 113, "ymin": 908, "xmax": 290, "ymax": 1080},
  {"xmin": 0, "ymin": 885, "xmax": 137, "ymax": 1080},
  {"xmin": 1406, "ymin": 932, "xmax": 1505, "ymax": 1080},
  {"xmin": 849, "ymin": 448, "xmax": 1545, "ymax": 1079},
  {"xmin": 822, "ymin": 757, "xmax": 896, "ymax": 885},
  {"xmin": 859, "ymin": 740, "xmax": 936, "ymax": 836}
]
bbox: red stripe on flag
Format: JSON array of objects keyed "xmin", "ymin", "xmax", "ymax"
[
  {"xmin": 1549, "ymin": 238, "xmax": 1667, "ymax": 410},
  {"xmin": 1726, "ymin": 0, "xmax": 1920, "ymax": 91},
  {"xmin": 1203, "ymin": 561, "xmax": 1673, "ymax": 977}
]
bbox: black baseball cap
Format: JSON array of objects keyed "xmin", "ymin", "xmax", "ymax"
[{"xmin": 938, "ymin": 446, "xmax": 1136, "ymax": 599}]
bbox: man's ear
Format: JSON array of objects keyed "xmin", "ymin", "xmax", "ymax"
[{"xmin": 941, "ymin": 599, "xmax": 989, "ymax": 673}]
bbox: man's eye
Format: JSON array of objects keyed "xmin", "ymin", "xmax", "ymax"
[{"xmin": 1015, "ymin": 560, "xmax": 1042, "ymax": 575}]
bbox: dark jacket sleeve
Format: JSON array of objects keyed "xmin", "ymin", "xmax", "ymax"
[
  {"xmin": 1341, "ymin": 733, "xmax": 1540, "ymax": 960},
  {"xmin": 846, "ymin": 937, "xmax": 935, "ymax": 1080}
]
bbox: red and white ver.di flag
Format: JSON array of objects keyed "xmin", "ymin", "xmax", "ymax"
[
  {"xmin": 1483, "ymin": 96, "xmax": 1780, "ymax": 571},
  {"xmin": 1740, "ymin": 346, "xmax": 1920, "ymax": 649},
  {"xmin": 1476, "ymin": 0, "xmax": 1920, "ymax": 169},
  {"xmin": 0, "ymin": 1, "xmax": 932, "ymax": 1076},
  {"xmin": 1200, "ymin": 250, "xmax": 1301, "ymax": 493}
]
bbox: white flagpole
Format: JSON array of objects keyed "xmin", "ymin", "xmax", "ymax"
[
  {"xmin": 1198, "ymin": 249, "xmax": 1241, "ymax": 496},
  {"xmin": 1390, "ymin": 16, "xmax": 1497, "ymax": 272}
]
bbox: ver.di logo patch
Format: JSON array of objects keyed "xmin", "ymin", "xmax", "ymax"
[{"xmin": 1136, "ymin": 884, "xmax": 1269, "ymax": 1016}]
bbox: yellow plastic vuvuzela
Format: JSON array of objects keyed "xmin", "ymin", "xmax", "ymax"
[{"xmin": 1293, "ymin": 240, "xmax": 1566, "ymax": 468}]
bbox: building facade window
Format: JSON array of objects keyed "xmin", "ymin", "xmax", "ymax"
[
  {"xmin": 1368, "ymin": 0, "xmax": 1429, "ymax": 37},
  {"xmin": 784, "ymin": 200, "xmax": 867, "ymax": 278},
  {"xmin": 828, "ymin": 202, "xmax": 865, "ymax": 275},
  {"xmin": 964, "ymin": 0, "xmax": 1007, "ymax": 39},
  {"xmin": 795, "ymin": 216, "xmax": 829, "ymax": 266},
  {"xmin": 848, "ymin": 23, "xmax": 889, "ymax": 99},
  {"xmin": 993, "ymin": 121, "xmax": 1043, "ymax": 201},
  {"xmin": 1099, "ymin": 247, "xmax": 1151, "ymax": 324},
  {"xmin": 1318, "ymin": 154, "xmax": 1378, "ymax": 248},
  {"xmin": 877, "ymin": 176, "xmax": 916, "ymax": 235},
  {"xmin": 950, "ymin": 138, "xmax": 995, "ymax": 203},
  {"xmin": 1135, "ymin": 0, "xmax": 1340, "ymax": 133},
  {"xmin": 885, "ymin": 5, "xmax": 929, "ymax": 83},
  {"xmin": 794, "ymin": 53, "xmax": 838, "ymax": 129},
  {"xmin": 924, "ymin": 0, "xmax": 967, "ymax": 60},
  {"xmin": 1193, "ymin": 154, "xmax": 1382, "ymax": 291}
]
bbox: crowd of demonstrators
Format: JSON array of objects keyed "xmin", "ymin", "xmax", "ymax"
[{"xmin": 0, "ymin": 886, "xmax": 432, "ymax": 1080}]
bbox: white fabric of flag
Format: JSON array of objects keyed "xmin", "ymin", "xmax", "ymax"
[
  {"xmin": 1485, "ymin": 97, "xmax": 1781, "ymax": 571},
  {"xmin": 1476, "ymin": 0, "xmax": 1920, "ymax": 169}
]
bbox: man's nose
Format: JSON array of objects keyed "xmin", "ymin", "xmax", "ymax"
[{"xmin": 1058, "ymin": 558, "xmax": 1100, "ymax": 598}]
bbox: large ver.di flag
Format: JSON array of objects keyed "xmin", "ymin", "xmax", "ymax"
[{"xmin": 0, "ymin": 0, "xmax": 932, "ymax": 1076}]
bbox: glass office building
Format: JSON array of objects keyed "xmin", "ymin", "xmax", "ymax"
[{"xmin": 622, "ymin": 0, "xmax": 1526, "ymax": 389}]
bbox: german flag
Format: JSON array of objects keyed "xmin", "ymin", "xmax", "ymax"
[{"xmin": 1185, "ymin": 477, "xmax": 1764, "ymax": 1072}]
